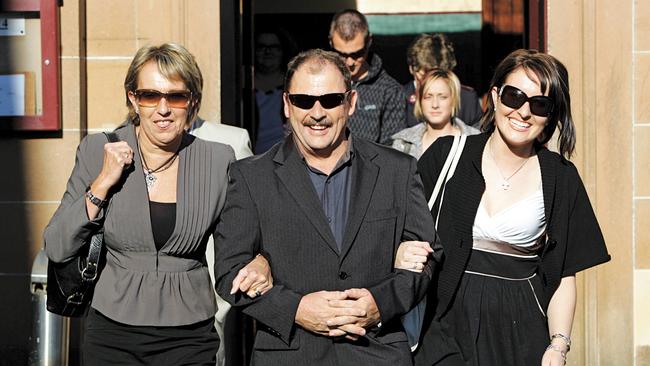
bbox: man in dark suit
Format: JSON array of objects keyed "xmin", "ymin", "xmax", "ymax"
[{"xmin": 214, "ymin": 48, "xmax": 439, "ymax": 366}]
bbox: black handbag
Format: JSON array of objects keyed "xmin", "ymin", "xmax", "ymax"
[{"xmin": 46, "ymin": 132, "xmax": 119, "ymax": 317}]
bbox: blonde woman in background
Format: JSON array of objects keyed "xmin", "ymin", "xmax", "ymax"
[
  {"xmin": 404, "ymin": 33, "xmax": 483, "ymax": 128},
  {"xmin": 392, "ymin": 69, "xmax": 480, "ymax": 159}
]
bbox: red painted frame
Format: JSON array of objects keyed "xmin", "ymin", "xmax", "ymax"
[
  {"xmin": 528, "ymin": 0, "xmax": 547, "ymax": 52},
  {"xmin": 0, "ymin": 0, "xmax": 61, "ymax": 132}
]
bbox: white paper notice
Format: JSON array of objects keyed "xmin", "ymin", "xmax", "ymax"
[
  {"xmin": 0, "ymin": 18, "xmax": 26, "ymax": 36},
  {"xmin": 0, "ymin": 74, "xmax": 26, "ymax": 116}
]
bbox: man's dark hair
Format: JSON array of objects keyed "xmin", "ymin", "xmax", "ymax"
[
  {"xmin": 329, "ymin": 9, "xmax": 370, "ymax": 42},
  {"xmin": 284, "ymin": 49, "xmax": 352, "ymax": 92},
  {"xmin": 407, "ymin": 33, "xmax": 457, "ymax": 72}
]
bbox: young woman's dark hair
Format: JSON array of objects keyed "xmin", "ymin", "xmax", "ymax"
[{"xmin": 480, "ymin": 49, "xmax": 576, "ymax": 159}]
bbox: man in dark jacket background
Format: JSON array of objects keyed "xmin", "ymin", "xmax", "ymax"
[{"xmin": 329, "ymin": 9, "xmax": 406, "ymax": 145}]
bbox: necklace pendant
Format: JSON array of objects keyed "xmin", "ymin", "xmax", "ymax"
[
  {"xmin": 144, "ymin": 171, "xmax": 157, "ymax": 189},
  {"xmin": 500, "ymin": 180, "xmax": 510, "ymax": 191}
]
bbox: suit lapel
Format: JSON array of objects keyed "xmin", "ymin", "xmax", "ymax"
[
  {"xmin": 274, "ymin": 139, "xmax": 340, "ymax": 255},
  {"xmin": 339, "ymin": 142, "xmax": 379, "ymax": 261}
]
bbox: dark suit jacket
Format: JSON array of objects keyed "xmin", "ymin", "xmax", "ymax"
[
  {"xmin": 214, "ymin": 134, "xmax": 438, "ymax": 366},
  {"xmin": 414, "ymin": 133, "xmax": 610, "ymax": 365}
]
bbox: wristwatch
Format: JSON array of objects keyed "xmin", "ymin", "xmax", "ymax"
[{"xmin": 85, "ymin": 187, "xmax": 107, "ymax": 208}]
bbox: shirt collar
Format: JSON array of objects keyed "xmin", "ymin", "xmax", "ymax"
[{"xmin": 299, "ymin": 129, "xmax": 355, "ymax": 175}]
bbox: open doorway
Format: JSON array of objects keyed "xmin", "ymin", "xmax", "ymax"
[
  {"xmin": 221, "ymin": 0, "xmax": 546, "ymax": 150},
  {"xmin": 217, "ymin": 1, "xmax": 547, "ymax": 363}
]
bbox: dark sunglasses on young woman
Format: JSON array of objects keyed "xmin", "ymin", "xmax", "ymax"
[
  {"xmin": 498, "ymin": 85, "xmax": 554, "ymax": 117},
  {"xmin": 133, "ymin": 89, "xmax": 192, "ymax": 108},
  {"xmin": 287, "ymin": 92, "xmax": 350, "ymax": 110}
]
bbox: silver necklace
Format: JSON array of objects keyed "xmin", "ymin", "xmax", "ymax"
[
  {"xmin": 137, "ymin": 134, "xmax": 179, "ymax": 190},
  {"xmin": 487, "ymin": 140, "xmax": 531, "ymax": 191}
]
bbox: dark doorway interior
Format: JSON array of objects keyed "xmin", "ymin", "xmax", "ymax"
[
  {"xmin": 217, "ymin": 2, "xmax": 544, "ymax": 361},
  {"xmin": 221, "ymin": 1, "xmax": 544, "ymax": 145}
]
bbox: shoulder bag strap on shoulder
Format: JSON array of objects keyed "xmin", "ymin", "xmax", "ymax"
[
  {"xmin": 427, "ymin": 135, "xmax": 467, "ymax": 228},
  {"xmin": 83, "ymin": 131, "xmax": 120, "ymax": 281},
  {"xmin": 103, "ymin": 131, "xmax": 119, "ymax": 143}
]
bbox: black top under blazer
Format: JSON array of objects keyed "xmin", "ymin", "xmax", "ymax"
[
  {"xmin": 214, "ymin": 134, "xmax": 439, "ymax": 366},
  {"xmin": 414, "ymin": 133, "xmax": 610, "ymax": 363}
]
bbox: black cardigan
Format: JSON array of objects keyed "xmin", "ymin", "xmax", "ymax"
[{"xmin": 418, "ymin": 133, "xmax": 611, "ymax": 316}]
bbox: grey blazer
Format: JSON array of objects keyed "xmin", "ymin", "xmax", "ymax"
[
  {"xmin": 44, "ymin": 123, "xmax": 234, "ymax": 326},
  {"xmin": 214, "ymin": 135, "xmax": 439, "ymax": 366}
]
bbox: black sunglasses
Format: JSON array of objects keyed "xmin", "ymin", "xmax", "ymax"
[
  {"xmin": 331, "ymin": 46, "xmax": 367, "ymax": 60},
  {"xmin": 499, "ymin": 85, "xmax": 554, "ymax": 117},
  {"xmin": 287, "ymin": 92, "xmax": 349, "ymax": 109},
  {"xmin": 133, "ymin": 89, "xmax": 192, "ymax": 108}
]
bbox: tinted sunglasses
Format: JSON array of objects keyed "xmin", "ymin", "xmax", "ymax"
[
  {"xmin": 331, "ymin": 46, "xmax": 367, "ymax": 60},
  {"xmin": 287, "ymin": 92, "xmax": 349, "ymax": 109},
  {"xmin": 499, "ymin": 85, "xmax": 554, "ymax": 117},
  {"xmin": 133, "ymin": 89, "xmax": 192, "ymax": 108}
]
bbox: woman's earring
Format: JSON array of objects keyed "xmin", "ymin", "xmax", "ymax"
[{"xmin": 493, "ymin": 106, "xmax": 497, "ymax": 112}]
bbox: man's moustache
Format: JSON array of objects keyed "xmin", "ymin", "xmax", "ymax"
[{"xmin": 303, "ymin": 121, "xmax": 333, "ymax": 127}]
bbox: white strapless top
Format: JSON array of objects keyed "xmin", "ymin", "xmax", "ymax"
[{"xmin": 472, "ymin": 187, "xmax": 546, "ymax": 247}]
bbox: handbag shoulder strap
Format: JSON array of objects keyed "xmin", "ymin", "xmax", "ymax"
[
  {"xmin": 83, "ymin": 131, "xmax": 120, "ymax": 282},
  {"xmin": 427, "ymin": 134, "xmax": 467, "ymax": 227},
  {"xmin": 446, "ymin": 134, "xmax": 466, "ymax": 182},
  {"xmin": 427, "ymin": 135, "xmax": 466, "ymax": 210},
  {"xmin": 103, "ymin": 131, "xmax": 119, "ymax": 143}
]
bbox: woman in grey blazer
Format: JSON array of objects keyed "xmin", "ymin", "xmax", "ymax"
[{"xmin": 44, "ymin": 43, "xmax": 270, "ymax": 365}]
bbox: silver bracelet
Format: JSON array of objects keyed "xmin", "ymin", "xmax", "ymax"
[{"xmin": 551, "ymin": 333, "xmax": 572, "ymax": 352}]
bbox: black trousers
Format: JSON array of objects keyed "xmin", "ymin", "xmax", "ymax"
[{"xmin": 84, "ymin": 308, "xmax": 219, "ymax": 366}]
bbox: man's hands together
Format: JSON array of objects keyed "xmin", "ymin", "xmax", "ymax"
[{"xmin": 295, "ymin": 288, "xmax": 380, "ymax": 341}]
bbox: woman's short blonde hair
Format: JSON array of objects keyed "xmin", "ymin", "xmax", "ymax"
[
  {"xmin": 123, "ymin": 43, "xmax": 203, "ymax": 126},
  {"xmin": 413, "ymin": 69, "xmax": 461, "ymax": 123}
]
